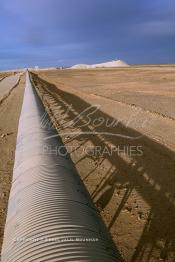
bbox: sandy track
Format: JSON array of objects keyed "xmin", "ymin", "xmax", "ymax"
[
  {"xmin": 0, "ymin": 73, "xmax": 21, "ymax": 104},
  {"xmin": 0, "ymin": 72, "xmax": 12, "ymax": 82},
  {"xmin": 0, "ymin": 77, "xmax": 6, "ymax": 82},
  {"xmin": 0, "ymin": 75, "xmax": 25, "ymax": 248},
  {"xmin": 31, "ymin": 72, "xmax": 175, "ymax": 262}
]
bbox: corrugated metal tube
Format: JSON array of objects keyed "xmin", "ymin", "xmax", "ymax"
[{"xmin": 1, "ymin": 71, "xmax": 122, "ymax": 261}]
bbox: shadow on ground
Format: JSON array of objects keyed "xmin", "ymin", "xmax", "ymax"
[{"xmin": 31, "ymin": 72, "xmax": 175, "ymax": 262}]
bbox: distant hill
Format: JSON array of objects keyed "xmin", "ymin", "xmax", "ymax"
[{"xmin": 71, "ymin": 59, "xmax": 129, "ymax": 69}]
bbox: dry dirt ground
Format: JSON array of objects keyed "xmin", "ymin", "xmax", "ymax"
[
  {"xmin": 36, "ymin": 67, "xmax": 175, "ymax": 119},
  {"xmin": 0, "ymin": 72, "xmax": 13, "ymax": 81},
  {"xmin": 30, "ymin": 67, "xmax": 175, "ymax": 262},
  {"xmin": 0, "ymin": 75, "xmax": 25, "ymax": 248},
  {"xmin": 0, "ymin": 73, "xmax": 21, "ymax": 103},
  {"xmin": 0, "ymin": 67, "xmax": 175, "ymax": 262}
]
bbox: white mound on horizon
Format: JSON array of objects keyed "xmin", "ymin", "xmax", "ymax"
[
  {"xmin": 71, "ymin": 64, "xmax": 90, "ymax": 69},
  {"xmin": 71, "ymin": 59, "xmax": 129, "ymax": 69}
]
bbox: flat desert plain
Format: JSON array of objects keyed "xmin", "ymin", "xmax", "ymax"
[{"xmin": 0, "ymin": 66, "xmax": 175, "ymax": 261}]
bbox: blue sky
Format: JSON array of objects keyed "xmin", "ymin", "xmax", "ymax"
[{"xmin": 0, "ymin": 0, "xmax": 175, "ymax": 69}]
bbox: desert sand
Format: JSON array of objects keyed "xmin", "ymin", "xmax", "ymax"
[
  {"xmin": 30, "ymin": 66, "xmax": 175, "ymax": 261},
  {"xmin": 0, "ymin": 73, "xmax": 21, "ymax": 103},
  {"xmin": 0, "ymin": 66, "xmax": 175, "ymax": 261},
  {"xmin": 0, "ymin": 74, "xmax": 25, "ymax": 247}
]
